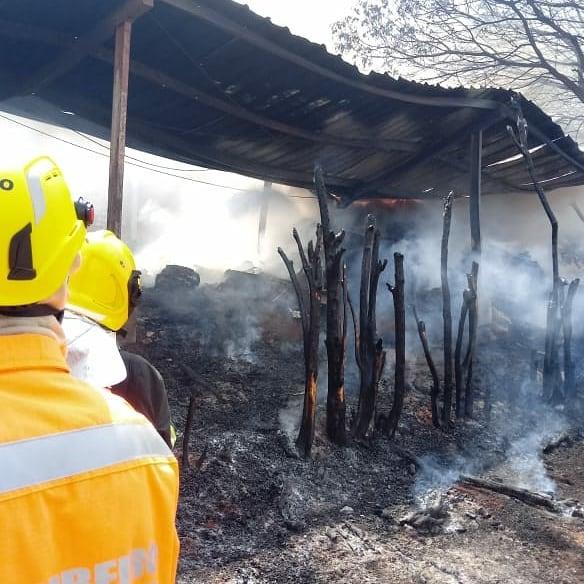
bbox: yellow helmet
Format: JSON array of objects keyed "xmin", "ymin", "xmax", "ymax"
[
  {"xmin": 67, "ymin": 230, "xmax": 141, "ymax": 331},
  {"xmin": 0, "ymin": 157, "xmax": 88, "ymax": 307}
]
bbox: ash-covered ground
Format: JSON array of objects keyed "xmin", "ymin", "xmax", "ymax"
[{"xmin": 126, "ymin": 268, "xmax": 584, "ymax": 584}]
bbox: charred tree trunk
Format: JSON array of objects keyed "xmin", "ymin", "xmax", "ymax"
[
  {"xmin": 348, "ymin": 292, "xmax": 361, "ymax": 371},
  {"xmin": 562, "ymin": 278, "xmax": 580, "ymax": 401},
  {"xmin": 454, "ymin": 289, "xmax": 471, "ymax": 418},
  {"xmin": 413, "ymin": 305, "xmax": 440, "ymax": 428},
  {"xmin": 278, "ymin": 226, "xmax": 323, "ymax": 457},
  {"xmin": 314, "ymin": 165, "xmax": 347, "ymax": 445},
  {"xmin": 384, "ymin": 252, "xmax": 406, "ymax": 438},
  {"xmin": 508, "ymin": 113, "xmax": 560, "ymax": 404},
  {"xmin": 441, "ymin": 193, "xmax": 454, "ymax": 425},
  {"xmin": 354, "ymin": 216, "xmax": 387, "ymax": 439},
  {"xmin": 464, "ymin": 262, "xmax": 479, "ymax": 418}
]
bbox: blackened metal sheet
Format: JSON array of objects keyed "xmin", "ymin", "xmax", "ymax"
[{"xmin": 0, "ymin": 0, "xmax": 583, "ymax": 202}]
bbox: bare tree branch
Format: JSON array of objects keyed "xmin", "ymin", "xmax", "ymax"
[{"xmin": 333, "ymin": 0, "xmax": 584, "ymax": 139}]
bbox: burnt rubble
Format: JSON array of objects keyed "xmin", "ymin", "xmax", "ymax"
[
  {"xmin": 124, "ymin": 263, "xmax": 584, "ymax": 583},
  {"xmin": 155, "ymin": 264, "xmax": 201, "ymax": 291}
]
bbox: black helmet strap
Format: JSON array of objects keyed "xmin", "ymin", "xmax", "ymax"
[{"xmin": 0, "ymin": 304, "xmax": 65, "ymax": 323}]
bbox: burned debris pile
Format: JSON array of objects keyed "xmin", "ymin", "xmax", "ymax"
[
  {"xmin": 130, "ymin": 267, "xmax": 584, "ymax": 581},
  {"xmin": 127, "ymin": 117, "xmax": 584, "ymax": 583}
]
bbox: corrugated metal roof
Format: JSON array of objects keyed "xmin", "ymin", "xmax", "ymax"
[{"xmin": 1, "ymin": 0, "xmax": 583, "ymax": 202}]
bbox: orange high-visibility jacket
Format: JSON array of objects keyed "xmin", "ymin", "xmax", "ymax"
[{"xmin": 0, "ymin": 333, "xmax": 180, "ymax": 584}]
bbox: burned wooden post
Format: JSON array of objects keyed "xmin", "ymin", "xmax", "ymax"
[
  {"xmin": 441, "ymin": 192, "xmax": 454, "ymax": 425},
  {"xmin": 353, "ymin": 216, "xmax": 387, "ymax": 439},
  {"xmin": 314, "ymin": 165, "xmax": 347, "ymax": 445},
  {"xmin": 278, "ymin": 226, "xmax": 323, "ymax": 457},
  {"xmin": 341, "ymin": 261, "xmax": 349, "ymax": 401},
  {"xmin": 413, "ymin": 305, "xmax": 440, "ymax": 427},
  {"xmin": 469, "ymin": 131, "xmax": 482, "ymax": 259},
  {"xmin": 464, "ymin": 262, "xmax": 479, "ymax": 418},
  {"xmin": 454, "ymin": 288, "xmax": 471, "ymax": 418},
  {"xmin": 107, "ymin": 21, "xmax": 132, "ymax": 238},
  {"xmin": 562, "ymin": 278, "xmax": 580, "ymax": 401},
  {"xmin": 507, "ymin": 110, "xmax": 560, "ymax": 402},
  {"xmin": 384, "ymin": 252, "xmax": 406, "ymax": 438}
]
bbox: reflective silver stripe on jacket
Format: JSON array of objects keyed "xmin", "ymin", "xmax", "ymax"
[{"xmin": 0, "ymin": 423, "xmax": 173, "ymax": 495}]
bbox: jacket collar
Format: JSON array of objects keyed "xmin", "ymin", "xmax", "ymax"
[{"xmin": 0, "ymin": 319, "xmax": 69, "ymax": 373}]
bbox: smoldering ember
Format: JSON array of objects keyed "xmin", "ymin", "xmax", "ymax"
[{"xmin": 4, "ymin": 0, "xmax": 584, "ymax": 583}]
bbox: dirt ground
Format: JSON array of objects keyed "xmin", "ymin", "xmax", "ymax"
[{"xmin": 127, "ymin": 281, "xmax": 584, "ymax": 584}]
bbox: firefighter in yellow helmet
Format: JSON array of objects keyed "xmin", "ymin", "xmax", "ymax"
[
  {"xmin": 65, "ymin": 230, "xmax": 176, "ymax": 448},
  {"xmin": 0, "ymin": 157, "xmax": 179, "ymax": 583}
]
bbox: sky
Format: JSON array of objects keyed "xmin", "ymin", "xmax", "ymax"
[{"xmin": 234, "ymin": 0, "xmax": 355, "ymax": 51}]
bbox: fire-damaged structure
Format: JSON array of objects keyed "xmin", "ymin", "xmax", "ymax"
[
  {"xmin": 2, "ymin": 0, "xmax": 584, "ymax": 210},
  {"xmin": 3, "ymin": 0, "xmax": 584, "ymax": 581}
]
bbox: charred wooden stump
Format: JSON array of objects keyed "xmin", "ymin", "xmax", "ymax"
[
  {"xmin": 441, "ymin": 193, "xmax": 454, "ymax": 425},
  {"xmin": 353, "ymin": 216, "xmax": 387, "ymax": 439},
  {"xmin": 314, "ymin": 165, "xmax": 347, "ymax": 445},
  {"xmin": 413, "ymin": 305, "xmax": 440, "ymax": 428},
  {"xmin": 384, "ymin": 252, "xmax": 406, "ymax": 438},
  {"xmin": 278, "ymin": 226, "xmax": 323, "ymax": 457}
]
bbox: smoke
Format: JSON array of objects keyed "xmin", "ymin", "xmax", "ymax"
[
  {"xmin": 334, "ymin": 193, "xmax": 580, "ymax": 506},
  {"xmin": 128, "ymin": 181, "xmax": 320, "ymax": 284},
  {"xmin": 224, "ymin": 313, "xmax": 261, "ymax": 364},
  {"xmin": 412, "ymin": 389, "xmax": 568, "ymax": 507},
  {"xmin": 414, "ymin": 453, "xmax": 480, "ymax": 507},
  {"xmin": 504, "ymin": 416, "xmax": 564, "ymax": 494}
]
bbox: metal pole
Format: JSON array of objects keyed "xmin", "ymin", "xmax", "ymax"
[
  {"xmin": 107, "ymin": 21, "xmax": 132, "ymax": 238},
  {"xmin": 469, "ymin": 131, "xmax": 482, "ymax": 257}
]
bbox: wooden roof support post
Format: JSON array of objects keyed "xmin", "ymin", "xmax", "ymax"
[
  {"xmin": 469, "ymin": 131, "xmax": 482, "ymax": 259},
  {"xmin": 107, "ymin": 21, "xmax": 132, "ymax": 238},
  {"xmin": 106, "ymin": 0, "xmax": 153, "ymax": 237}
]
